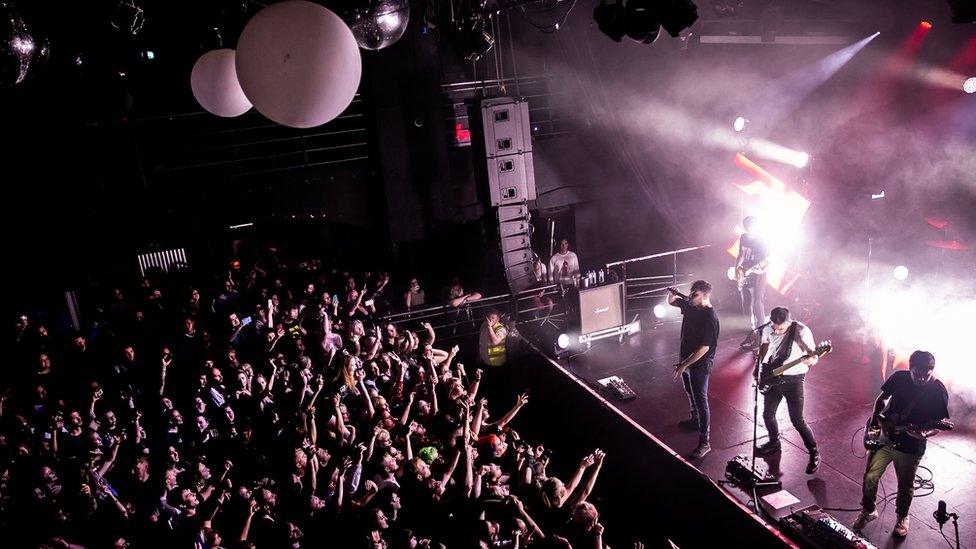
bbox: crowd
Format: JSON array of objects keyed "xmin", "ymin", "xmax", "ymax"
[{"xmin": 5, "ymin": 260, "xmax": 608, "ymax": 548}]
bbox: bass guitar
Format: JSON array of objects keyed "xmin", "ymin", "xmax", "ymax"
[
  {"xmin": 863, "ymin": 413, "xmax": 953, "ymax": 451},
  {"xmin": 757, "ymin": 341, "xmax": 832, "ymax": 394}
]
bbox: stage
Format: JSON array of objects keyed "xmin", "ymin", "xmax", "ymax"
[{"xmin": 523, "ymin": 313, "xmax": 975, "ymax": 548}]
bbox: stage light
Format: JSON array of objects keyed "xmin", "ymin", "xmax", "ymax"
[
  {"xmin": 456, "ymin": 16, "xmax": 494, "ymax": 61},
  {"xmin": 871, "ymin": 190, "xmax": 886, "ymax": 200},
  {"xmin": 653, "ymin": 0, "xmax": 699, "ymax": 38},
  {"xmin": 594, "ymin": 0, "xmax": 627, "ymax": 42},
  {"xmin": 746, "ymin": 138, "xmax": 811, "ymax": 169},
  {"xmin": 624, "ymin": 0, "xmax": 662, "ymax": 44},
  {"xmin": 893, "ymin": 265, "xmax": 909, "ymax": 280},
  {"xmin": 964, "ymin": 77, "xmax": 976, "ymax": 94},
  {"xmin": 557, "ymin": 333, "xmax": 570, "ymax": 349},
  {"xmin": 946, "ymin": 0, "xmax": 976, "ymax": 23},
  {"xmin": 653, "ymin": 304, "xmax": 668, "ymax": 319},
  {"xmin": 733, "ymin": 116, "xmax": 747, "ymax": 132},
  {"xmin": 920, "ymin": 20, "xmax": 933, "ymax": 30}
]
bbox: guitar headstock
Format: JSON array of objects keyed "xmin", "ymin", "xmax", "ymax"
[{"xmin": 814, "ymin": 340, "xmax": 833, "ymax": 357}]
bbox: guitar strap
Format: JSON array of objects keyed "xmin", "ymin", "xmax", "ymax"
[
  {"xmin": 770, "ymin": 321, "xmax": 798, "ymax": 367},
  {"xmin": 895, "ymin": 384, "xmax": 929, "ymax": 423}
]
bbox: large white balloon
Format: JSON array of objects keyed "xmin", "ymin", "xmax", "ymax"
[
  {"xmin": 190, "ymin": 49, "xmax": 252, "ymax": 117},
  {"xmin": 235, "ymin": 1, "xmax": 362, "ymax": 128}
]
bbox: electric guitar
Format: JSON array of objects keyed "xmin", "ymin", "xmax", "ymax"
[
  {"xmin": 863, "ymin": 413, "xmax": 953, "ymax": 451},
  {"xmin": 757, "ymin": 341, "xmax": 832, "ymax": 394},
  {"xmin": 736, "ymin": 259, "xmax": 769, "ymax": 291}
]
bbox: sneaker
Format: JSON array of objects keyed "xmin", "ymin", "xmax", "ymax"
[
  {"xmin": 755, "ymin": 439, "xmax": 781, "ymax": 455},
  {"xmin": 678, "ymin": 417, "xmax": 700, "ymax": 431},
  {"xmin": 690, "ymin": 442, "xmax": 711, "ymax": 459},
  {"xmin": 852, "ymin": 509, "xmax": 878, "ymax": 531},
  {"xmin": 894, "ymin": 515, "xmax": 910, "ymax": 537},
  {"xmin": 806, "ymin": 450, "xmax": 821, "ymax": 474}
]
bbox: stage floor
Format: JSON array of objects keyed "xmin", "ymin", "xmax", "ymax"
[{"xmin": 527, "ymin": 316, "xmax": 975, "ymax": 548}]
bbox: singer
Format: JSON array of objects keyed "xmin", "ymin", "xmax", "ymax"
[{"xmin": 667, "ymin": 280, "xmax": 720, "ymax": 459}]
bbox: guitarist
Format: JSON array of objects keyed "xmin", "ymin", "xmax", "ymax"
[
  {"xmin": 755, "ymin": 307, "xmax": 821, "ymax": 474},
  {"xmin": 736, "ymin": 216, "xmax": 769, "ymax": 350},
  {"xmin": 853, "ymin": 350, "xmax": 949, "ymax": 538}
]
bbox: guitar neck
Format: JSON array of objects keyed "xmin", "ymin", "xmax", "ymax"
[{"xmin": 770, "ymin": 354, "xmax": 811, "ymax": 376}]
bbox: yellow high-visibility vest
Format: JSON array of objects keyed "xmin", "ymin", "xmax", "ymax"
[{"xmin": 486, "ymin": 322, "xmax": 507, "ymax": 366}]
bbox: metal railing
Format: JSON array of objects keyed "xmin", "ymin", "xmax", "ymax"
[
  {"xmin": 380, "ymin": 244, "xmax": 713, "ymax": 336},
  {"xmin": 381, "ymin": 284, "xmax": 567, "ymax": 338}
]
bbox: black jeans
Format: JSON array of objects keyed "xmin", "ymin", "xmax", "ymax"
[
  {"xmin": 740, "ymin": 283, "xmax": 765, "ymax": 332},
  {"xmin": 761, "ymin": 375, "xmax": 817, "ymax": 451},
  {"xmin": 681, "ymin": 360, "xmax": 712, "ymax": 443}
]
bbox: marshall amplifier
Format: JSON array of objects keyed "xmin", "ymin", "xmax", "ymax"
[{"xmin": 578, "ymin": 282, "xmax": 626, "ymax": 335}]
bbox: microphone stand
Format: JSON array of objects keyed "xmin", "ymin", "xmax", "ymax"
[
  {"xmin": 749, "ymin": 323, "xmax": 778, "ymax": 514},
  {"xmin": 934, "ymin": 508, "xmax": 960, "ymax": 549}
]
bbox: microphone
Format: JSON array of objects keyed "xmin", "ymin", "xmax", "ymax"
[
  {"xmin": 667, "ymin": 287, "xmax": 689, "ymax": 300},
  {"xmin": 752, "ymin": 320, "xmax": 772, "ymax": 332},
  {"xmin": 934, "ymin": 500, "xmax": 950, "ymax": 526}
]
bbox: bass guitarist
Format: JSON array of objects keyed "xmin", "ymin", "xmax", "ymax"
[
  {"xmin": 853, "ymin": 350, "xmax": 950, "ymax": 538},
  {"xmin": 755, "ymin": 307, "xmax": 821, "ymax": 474},
  {"xmin": 736, "ymin": 216, "xmax": 769, "ymax": 350}
]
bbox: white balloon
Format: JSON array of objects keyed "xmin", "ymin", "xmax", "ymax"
[
  {"xmin": 190, "ymin": 49, "xmax": 252, "ymax": 117},
  {"xmin": 235, "ymin": 0, "xmax": 362, "ymax": 128}
]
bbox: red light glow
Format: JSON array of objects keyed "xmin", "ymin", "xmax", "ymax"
[
  {"xmin": 454, "ymin": 123, "xmax": 471, "ymax": 144},
  {"xmin": 919, "ymin": 21, "xmax": 932, "ymax": 30}
]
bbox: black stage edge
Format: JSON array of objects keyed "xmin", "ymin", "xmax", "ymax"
[{"xmin": 511, "ymin": 329, "xmax": 796, "ymax": 548}]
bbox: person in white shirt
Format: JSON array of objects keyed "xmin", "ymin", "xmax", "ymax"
[
  {"xmin": 549, "ymin": 239, "xmax": 580, "ymax": 286},
  {"xmin": 755, "ymin": 306, "xmax": 820, "ymax": 474}
]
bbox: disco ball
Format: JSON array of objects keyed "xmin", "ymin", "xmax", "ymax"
[
  {"xmin": 0, "ymin": 1, "xmax": 44, "ymax": 86},
  {"xmin": 348, "ymin": 0, "xmax": 410, "ymax": 51}
]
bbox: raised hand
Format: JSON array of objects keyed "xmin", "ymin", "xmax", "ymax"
[
  {"xmin": 516, "ymin": 392, "xmax": 529, "ymax": 407},
  {"xmin": 582, "ymin": 453, "xmax": 596, "ymax": 468}
]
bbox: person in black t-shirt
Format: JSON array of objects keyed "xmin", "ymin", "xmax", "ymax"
[
  {"xmin": 667, "ymin": 280, "xmax": 720, "ymax": 459},
  {"xmin": 736, "ymin": 216, "xmax": 769, "ymax": 349},
  {"xmin": 853, "ymin": 351, "xmax": 950, "ymax": 538}
]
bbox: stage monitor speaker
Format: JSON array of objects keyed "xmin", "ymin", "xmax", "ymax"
[
  {"xmin": 487, "ymin": 152, "xmax": 536, "ymax": 206},
  {"xmin": 579, "ymin": 282, "xmax": 626, "ymax": 335},
  {"xmin": 481, "ymin": 98, "xmax": 532, "ymax": 158}
]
